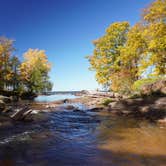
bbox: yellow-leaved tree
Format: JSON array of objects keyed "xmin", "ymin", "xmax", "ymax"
[
  {"xmin": 87, "ymin": 22, "xmax": 130, "ymax": 92},
  {"xmin": 20, "ymin": 49, "xmax": 52, "ymax": 93},
  {"xmin": 141, "ymin": 0, "xmax": 166, "ymax": 75},
  {"xmin": 88, "ymin": 0, "xmax": 166, "ymax": 94},
  {"xmin": 0, "ymin": 37, "xmax": 15, "ymax": 90}
]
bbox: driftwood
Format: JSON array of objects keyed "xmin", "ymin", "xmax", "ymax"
[{"xmin": 10, "ymin": 106, "xmax": 32, "ymax": 121}]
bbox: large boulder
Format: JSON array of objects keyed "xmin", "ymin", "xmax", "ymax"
[
  {"xmin": 157, "ymin": 117, "xmax": 166, "ymax": 125},
  {"xmin": 141, "ymin": 84, "xmax": 153, "ymax": 96},
  {"xmin": 0, "ymin": 100, "xmax": 6, "ymax": 112},
  {"xmin": 125, "ymin": 98, "xmax": 144, "ymax": 106},
  {"xmin": 113, "ymin": 93, "xmax": 123, "ymax": 98},
  {"xmin": 65, "ymin": 105, "xmax": 76, "ymax": 110},
  {"xmin": 155, "ymin": 97, "xmax": 166, "ymax": 109},
  {"xmin": 108, "ymin": 100, "xmax": 138, "ymax": 114},
  {"xmin": 81, "ymin": 90, "xmax": 90, "ymax": 95},
  {"xmin": 152, "ymin": 79, "xmax": 166, "ymax": 94},
  {"xmin": 141, "ymin": 79, "xmax": 166, "ymax": 96},
  {"xmin": 108, "ymin": 101, "xmax": 127, "ymax": 110},
  {"xmin": 139, "ymin": 106, "xmax": 151, "ymax": 113}
]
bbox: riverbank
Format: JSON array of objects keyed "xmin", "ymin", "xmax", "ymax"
[
  {"xmin": 0, "ymin": 87, "xmax": 166, "ymax": 126},
  {"xmin": 32, "ymin": 94, "xmax": 166, "ymax": 125},
  {"xmin": 67, "ymin": 95, "xmax": 166, "ymax": 124}
]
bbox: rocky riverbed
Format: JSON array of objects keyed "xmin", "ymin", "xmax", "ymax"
[
  {"xmin": 0, "ymin": 93, "xmax": 166, "ymax": 126},
  {"xmin": 0, "ymin": 96, "xmax": 166, "ymax": 166},
  {"xmin": 0, "ymin": 92, "xmax": 166, "ymax": 165}
]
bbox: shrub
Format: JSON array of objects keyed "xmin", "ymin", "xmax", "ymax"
[
  {"xmin": 132, "ymin": 77, "xmax": 160, "ymax": 92},
  {"xmin": 102, "ymin": 98, "xmax": 114, "ymax": 106}
]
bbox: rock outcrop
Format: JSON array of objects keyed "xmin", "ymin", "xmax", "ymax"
[
  {"xmin": 141, "ymin": 79, "xmax": 166, "ymax": 96},
  {"xmin": 0, "ymin": 95, "xmax": 11, "ymax": 103},
  {"xmin": 107, "ymin": 97, "xmax": 166, "ymax": 121}
]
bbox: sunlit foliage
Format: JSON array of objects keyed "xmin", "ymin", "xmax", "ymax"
[
  {"xmin": 141, "ymin": 0, "xmax": 166, "ymax": 75},
  {"xmin": 0, "ymin": 38, "xmax": 52, "ymax": 94},
  {"xmin": 88, "ymin": 22, "xmax": 130, "ymax": 92},
  {"xmin": 0, "ymin": 37, "xmax": 15, "ymax": 90},
  {"xmin": 88, "ymin": 0, "xmax": 166, "ymax": 94},
  {"xmin": 20, "ymin": 49, "xmax": 52, "ymax": 93}
]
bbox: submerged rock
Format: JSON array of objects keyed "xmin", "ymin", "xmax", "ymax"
[
  {"xmin": 108, "ymin": 101, "xmax": 127, "ymax": 110},
  {"xmin": 30, "ymin": 131, "xmax": 53, "ymax": 140},
  {"xmin": 0, "ymin": 121, "xmax": 13, "ymax": 128},
  {"xmin": 157, "ymin": 117, "xmax": 166, "ymax": 125},
  {"xmin": 89, "ymin": 107, "xmax": 104, "ymax": 112},
  {"xmin": 32, "ymin": 112, "xmax": 50, "ymax": 122},
  {"xmin": 139, "ymin": 106, "xmax": 151, "ymax": 113},
  {"xmin": 65, "ymin": 105, "xmax": 76, "ymax": 110},
  {"xmin": 0, "ymin": 115, "xmax": 13, "ymax": 128}
]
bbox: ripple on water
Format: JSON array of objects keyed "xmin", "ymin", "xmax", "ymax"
[{"xmin": 0, "ymin": 106, "xmax": 166, "ymax": 166}]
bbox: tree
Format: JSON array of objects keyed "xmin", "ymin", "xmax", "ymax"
[
  {"xmin": 0, "ymin": 37, "xmax": 15, "ymax": 90},
  {"xmin": 120, "ymin": 23, "xmax": 147, "ymax": 83},
  {"xmin": 88, "ymin": 0, "xmax": 166, "ymax": 94},
  {"xmin": 9, "ymin": 56, "xmax": 20, "ymax": 91},
  {"xmin": 20, "ymin": 49, "xmax": 52, "ymax": 93},
  {"xmin": 141, "ymin": 0, "xmax": 166, "ymax": 75},
  {"xmin": 88, "ymin": 22, "xmax": 130, "ymax": 91}
]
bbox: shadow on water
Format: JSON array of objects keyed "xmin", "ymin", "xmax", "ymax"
[{"xmin": 0, "ymin": 104, "xmax": 166, "ymax": 166}]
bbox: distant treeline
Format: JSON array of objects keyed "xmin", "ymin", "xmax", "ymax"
[{"xmin": 44, "ymin": 91, "xmax": 81, "ymax": 95}]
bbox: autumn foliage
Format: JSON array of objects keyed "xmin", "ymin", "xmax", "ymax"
[
  {"xmin": 0, "ymin": 38, "xmax": 52, "ymax": 95},
  {"xmin": 88, "ymin": 0, "xmax": 166, "ymax": 94}
]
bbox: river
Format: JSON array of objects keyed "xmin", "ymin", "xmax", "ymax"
[
  {"xmin": 0, "ymin": 94, "xmax": 166, "ymax": 166},
  {"xmin": 34, "ymin": 94, "xmax": 77, "ymax": 102}
]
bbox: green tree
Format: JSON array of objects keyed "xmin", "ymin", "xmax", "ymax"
[
  {"xmin": 9, "ymin": 56, "xmax": 20, "ymax": 91},
  {"xmin": 88, "ymin": 22, "xmax": 130, "ymax": 91},
  {"xmin": 20, "ymin": 49, "xmax": 52, "ymax": 93},
  {"xmin": 0, "ymin": 37, "xmax": 15, "ymax": 90},
  {"xmin": 119, "ymin": 23, "xmax": 147, "ymax": 92},
  {"xmin": 88, "ymin": 0, "xmax": 166, "ymax": 94}
]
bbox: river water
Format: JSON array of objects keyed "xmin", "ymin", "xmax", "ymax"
[
  {"xmin": 34, "ymin": 94, "xmax": 77, "ymax": 102},
  {"xmin": 0, "ymin": 95, "xmax": 166, "ymax": 166}
]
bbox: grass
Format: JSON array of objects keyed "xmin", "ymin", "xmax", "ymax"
[{"xmin": 102, "ymin": 98, "xmax": 114, "ymax": 106}]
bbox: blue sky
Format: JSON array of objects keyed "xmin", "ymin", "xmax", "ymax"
[{"xmin": 0, "ymin": 0, "xmax": 152, "ymax": 91}]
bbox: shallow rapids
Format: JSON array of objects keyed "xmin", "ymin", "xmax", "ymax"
[{"xmin": 0, "ymin": 103, "xmax": 166, "ymax": 166}]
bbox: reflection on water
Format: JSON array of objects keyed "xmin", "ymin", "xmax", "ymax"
[
  {"xmin": 0, "ymin": 105, "xmax": 166, "ymax": 166},
  {"xmin": 97, "ymin": 116, "xmax": 166, "ymax": 166},
  {"xmin": 98, "ymin": 118, "xmax": 166, "ymax": 155}
]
